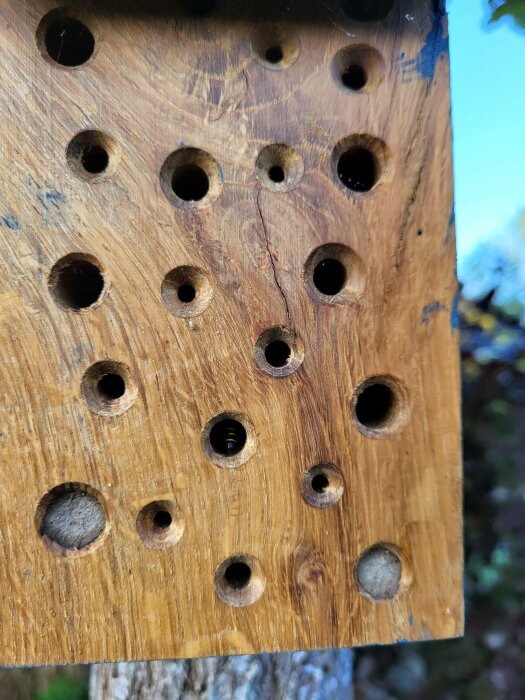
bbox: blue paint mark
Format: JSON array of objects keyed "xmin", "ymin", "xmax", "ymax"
[
  {"xmin": 421, "ymin": 300, "xmax": 447, "ymax": 324},
  {"xmin": 45, "ymin": 190, "xmax": 65, "ymax": 202},
  {"xmin": 396, "ymin": 638, "xmax": 409, "ymax": 644},
  {"xmin": 36, "ymin": 190, "xmax": 65, "ymax": 224},
  {"xmin": 409, "ymin": 614, "xmax": 414, "ymax": 626},
  {"xmin": 397, "ymin": 10, "xmax": 448, "ymax": 83},
  {"xmin": 451, "ymin": 288, "xmax": 460, "ymax": 333},
  {"xmin": 1, "ymin": 215, "xmax": 20, "ymax": 230}
]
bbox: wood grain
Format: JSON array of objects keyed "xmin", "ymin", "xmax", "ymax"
[{"xmin": 0, "ymin": 0, "xmax": 462, "ymax": 665}]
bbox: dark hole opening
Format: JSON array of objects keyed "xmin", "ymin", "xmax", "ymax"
[
  {"xmin": 178, "ymin": 283, "xmax": 196, "ymax": 303},
  {"xmin": 81, "ymin": 144, "xmax": 109, "ymax": 174},
  {"xmin": 224, "ymin": 561, "xmax": 252, "ymax": 590},
  {"xmin": 264, "ymin": 340, "xmax": 291, "ymax": 368},
  {"xmin": 337, "ymin": 147, "xmax": 377, "ymax": 192},
  {"xmin": 184, "ymin": 0, "xmax": 217, "ymax": 17},
  {"xmin": 44, "ymin": 18, "xmax": 95, "ymax": 67},
  {"xmin": 311, "ymin": 473, "xmax": 329, "ymax": 493},
  {"xmin": 97, "ymin": 373, "xmax": 126, "ymax": 401},
  {"xmin": 268, "ymin": 165, "xmax": 285, "ymax": 183},
  {"xmin": 355, "ymin": 383, "xmax": 395, "ymax": 428},
  {"xmin": 171, "ymin": 163, "xmax": 210, "ymax": 202},
  {"xmin": 153, "ymin": 510, "xmax": 172, "ymax": 529},
  {"xmin": 265, "ymin": 45, "xmax": 284, "ymax": 63},
  {"xmin": 313, "ymin": 258, "xmax": 347, "ymax": 296},
  {"xmin": 209, "ymin": 419, "xmax": 247, "ymax": 457},
  {"xmin": 55, "ymin": 259, "xmax": 104, "ymax": 309},
  {"xmin": 342, "ymin": 64, "xmax": 367, "ymax": 90},
  {"xmin": 340, "ymin": 0, "xmax": 394, "ymax": 22}
]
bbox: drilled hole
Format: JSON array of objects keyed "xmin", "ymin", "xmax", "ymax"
[
  {"xmin": 355, "ymin": 545, "xmax": 402, "ymax": 600},
  {"xmin": 161, "ymin": 148, "xmax": 222, "ymax": 210},
  {"xmin": 313, "ymin": 258, "xmax": 347, "ymax": 296},
  {"xmin": 340, "ymin": 0, "xmax": 395, "ymax": 22},
  {"xmin": 48, "ymin": 253, "xmax": 105, "ymax": 311},
  {"xmin": 40, "ymin": 15, "xmax": 95, "ymax": 67},
  {"xmin": 265, "ymin": 45, "xmax": 283, "ymax": 63},
  {"xmin": 224, "ymin": 561, "xmax": 252, "ymax": 589},
  {"xmin": 338, "ymin": 147, "xmax": 377, "ymax": 192},
  {"xmin": 268, "ymin": 165, "xmax": 285, "ymax": 183},
  {"xmin": 36, "ymin": 483, "xmax": 108, "ymax": 556},
  {"xmin": 342, "ymin": 64, "xmax": 367, "ymax": 90},
  {"xmin": 184, "ymin": 0, "xmax": 217, "ymax": 17},
  {"xmin": 302, "ymin": 464, "xmax": 344, "ymax": 508},
  {"xmin": 311, "ymin": 473, "xmax": 329, "ymax": 493},
  {"xmin": 97, "ymin": 373, "xmax": 125, "ymax": 401},
  {"xmin": 355, "ymin": 383, "xmax": 394, "ymax": 428},
  {"xmin": 66, "ymin": 131, "xmax": 119, "ymax": 181},
  {"xmin": 215, "ymin": 555, "xmax": 266, "ymax": 607},
  {"xmin": 136, "ymin": 500, "xmax": 184, "ymax": 549},
  {"xmin": 81, "ymin": 144, "xmax": 108, "ymax": 174},
  {"xmin": 171, "ymin": 163, "xmax": 209, "ymax": 202},
  {"xmin": 177, "ymin": 284, "xmax": 196, "ymax": 303},
  {"xmin": 209, "ymin": 419, "xmax": 247, "ymax": 457},
  {"xmin": 81, "ymin": 361, "xmax": 137, "ymax": 417},
  {"xmin": 264, "ymin": 340, "xmax": 291, "ymax": 368}
]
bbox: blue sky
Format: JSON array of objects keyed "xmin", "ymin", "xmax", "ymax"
[{"xmin": 448, "ymin": 0, "xmax": 525, "ymax": 264}]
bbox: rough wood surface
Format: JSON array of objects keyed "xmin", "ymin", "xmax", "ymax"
[{"xmin": 0, "ymin": 0, "xmax": 462, "ymax": 665}]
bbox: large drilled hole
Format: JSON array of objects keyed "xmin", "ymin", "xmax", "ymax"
[
  {"xmin": 39, "ymin": 13, "xmax": 95, "ymax": 67},
  {"xmin": 81, "ymin": 144, "xmax": 108, "ymax": 174},
  {"xmin": 337, "ymin": 147, "xmax": 377, "ymax": 192},
  {"xmin": 313, "ymin": 258, "xmax": 347, "ymax": 296},
  {"xmin": 97, "ymin": 373, "xmax": 125, "ymax": 401},
  {"xmin": 302, "ymin": 464, "xmax": 344, "ymax": 508},
  {"xmin": 171, "ymin": 163, "xmax": 209, "ymax": 202},
  {"xmin": 209, "ymin": 419, "xmax": 247, "ymax": 457},
  {"xmin": 355, "ymin": 383, "xmax": 394, "ymax": 428},
  {"xmin": 215, "ymin": 555, "xmax": 266, "ymax": 607},
  {"xmin": 264, "ymin": 340, "xmax": 291, "ymax": 368},
  {"xmin": 355, "ymin": 545, "xmax": 403, "ymax": 600},
  {"xmin": 136, "ymin": 500, "xmax": 184, "ymax": 549},
  {"xmin": 161, "ymin": 148, "xmax": 222, "ymax": 210},
  {"xmin": 177, "ymin": 283, "xmax": 196, "ymax": 303},
  {"xmin": 268, "ymin": 165, "xmax": 285, "ymax": 183},
  {"xmin": 48, "ymin": 253, "xmax": 105, "ymax": 311},
  {"xmin": 36, "ymin": 483, "xmax": 107, "ymax": 555},
  {"xmin": 224, "ymin": 561, "xmax": 252, "ymax": 589},
  {"xmin": 342, "ymin": 64, "xmax": 367, "ymax": 90},
  {"xmin": 340, "ymin": 0, "xmax": 395, "ymax": 22},
  {"xmin": 265, "ymin": 45, "xmax": 284, "ymax": 64}
]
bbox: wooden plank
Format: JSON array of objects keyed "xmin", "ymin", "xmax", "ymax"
[{"xmin": 0, "ymin": 0, "xmax": 462, "ymax": 665}]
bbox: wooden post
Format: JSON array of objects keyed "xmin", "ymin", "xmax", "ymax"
[{"xmin": 0, "ymin": 0, "xmax": 462, "ymax": 666}]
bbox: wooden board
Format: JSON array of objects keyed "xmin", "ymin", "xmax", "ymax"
[{"xmin": 0, "ymin": 0, "xmax": 463, "ymax": 665}]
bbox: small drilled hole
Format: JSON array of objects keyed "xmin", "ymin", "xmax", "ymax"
[
  {"xmin": 177, "ymin": 284, "xmax": 196, "ymax": 303},
  {"xmin": 313, "ymin": 258, "xmax": 347, "ymax": 296},
  {"xmin": 43, "ymin": 17, "xmax": 95, "ymax": 67},
  {"xmin": 264, "ymin": 340, "xmax": 291, "ymax": 368},
  {"xmin": 224, "ymin": 561, "xmax": 252, "ymax": 589},
  {"xmin": 209, "ymin": 419, "xmax": 247, "ymax": 457},
  {"xmin": 311, "ymin": 473, "xmax": 329, "ymax": 493},
  {"xmin": 97, "ymin": 373, "xmax": 125, "ymax": 401},
  {"xmin": 153, "ymin": 510, "xmax": 172, "ymax": 529},
  {"xmin": 338, "ymin": 148, "xmax": 377, "ymax": 191},
  {"xmin": 342, "ymin": 64, "xmax": 367, "ymax": 90},
  {"xmin": 49, "ymin": 254, "xmax": 104, "ymax": 310},
  {"xmin": 81, "ymin": 144, "xmax": 108, "ymax": 174},
  {"xmin": 171, "ymin": 163, "xmax": 209, "ymax": 202},
  {"xmin": 265, "ymin": 45, "xmax": 283, "ymax": 63},
  {"xmin": 355, "ymin": 383, "xmax": 394, "ymax": 428},
  {"xmin": 268, "ymin": 165, "xmax": 285, "ymax": 183}
]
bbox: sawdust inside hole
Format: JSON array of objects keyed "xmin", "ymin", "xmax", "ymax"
[
  {"xmin": 340, "ymin": 0, "xmax": 395, "ymax": 23},
  {"xmin": 161, "ymin": 265, "xmax": 213, "ymax": 317},
  {"xmin": 202, "ymin": 412, "xmax": 256, "ymax": 468},
  {"xmin": 256, "ymin": 144, "xmax": 304, "ymax": 193},
  {"xmin": 215, "ymin": 555, "xmax": 266, "ymax": 607},
  {"xmin": 136, "ymin": 500, "xmax": 184, "ymax": 549},
  {"xmin": 36, "ymin": 483, "xmax": 108, "ymax": 556},
  {"xmin": 255, "ymin": 326, "xmax": 304, "ymax": 377},
  {"xmin": 48, "ymin": 253, "xmax": 106, "ymax": 311},
  {"xmin": 302, "ymin": 463, "xmax": 344, "ymax": 508},
  {"xmin": 355, "ymin": 545, "xmax": 404, "ymax": 600},
  {"xmin": 37, "ymin": 11, "xmax": 95, "ymax": 67}
]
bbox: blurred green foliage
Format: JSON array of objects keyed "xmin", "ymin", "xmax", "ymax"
[
  {"xmin": 489, "ymin": 0, "xmax": 525, "ymax": 27},
  {"xmin": 37, "ymin": 675, "xmax": 88, "ymax": 700}
]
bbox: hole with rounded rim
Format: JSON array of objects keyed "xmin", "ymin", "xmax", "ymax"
[
  {"xmin": 264, "ymin": 340, "xmax": 291, "ymax": 368},
  {"xmin": 38, "ymin": 12, "xmax": 95, "ymax": 67},
  {"xmin": 251, "ymin": 25, "xmax": 300, "ymax": 70},
  {"xmin": 338, "ymin": 147, "xmax": 377, "ymax": 192},
  {"xmin": 81, "ymin": 360, "xmax": 137, "ymax": 416},
  {"xmin": 355, "ymin": 383, "xmax": 394, "ymax": 428},
  {"xmin": 136, "ymin": 500, "xmax": 184, "ymax": 549},
  {"xmin": 161, "ymin": 266, "xmax": 213, "ymax": 317},
  {"xmin": 302, "ymin": 463, "xmax": 344, "ymax": 508},
  {"xmin": 352, "ymin": 376, "xmax": 408, "ymax": 438},
  {"xmin": 36, "ymin": 483, "xmax": 108, "ymax": 556},
  {"xmin": 66, "ymin": 131, "xmax": 119, "ymax": 181},
  {"xmin": 202, "ymin": 412, "xmax": 255, "ymax": 468},
  {"xmin": 256, "ymin": 144, "xmax": 304, "ymax": 193},
  {"xmin": 215, "ymin": 554, "xmax": 266, "ymax": 607},
  {"xmin": 224, "ymin": 561, "xmax": 252, "ymax": 589},
  {"xmin": 171, "ymin": 163, "xmax": 209, "ymax": 202},
  {"xmin": 332, "ymin": 45, "xmax": 385, "ymax": 93},
  {"xmin": 48, "ymin": 253, "xmax": 105, "ymax": 311},
  {"xmin": 304, "ymin": 243, "xmax": 364, "ymax": 305},
  {"xmin": 160, "ymin": 148, "xmax": 222, "ymax": 210},
  {"xmin": 209, "ymin": 418, "xmax": 247, "ymax": 457},
  {"xmin": 254, "ymin": 326, "xmax": 304, "ymax": 377}
]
